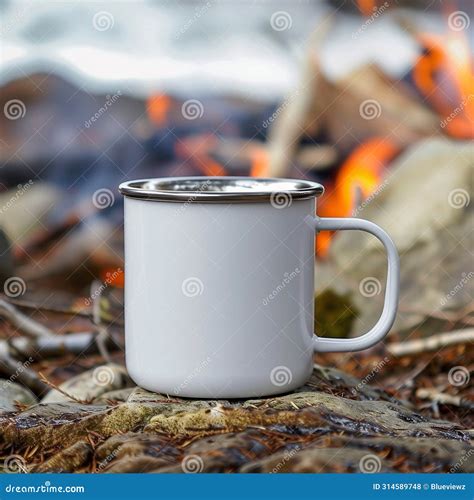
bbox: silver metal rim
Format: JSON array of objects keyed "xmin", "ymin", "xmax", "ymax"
[{"xmin": 119, "ymin": 177, "xmax": 324, "ymax": 203}]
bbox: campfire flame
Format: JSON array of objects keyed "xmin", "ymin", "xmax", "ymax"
[
  {"xmin": 413, "ymin": 21, "xmax": 474, "ymax": 139},
  {"xmin": 316, "ymin": 138, "xmax": 398, "ymax": 257},
  {"xmin": 250, "ymin": 147, "xmax": 270, "ymax": 178},
  {"xmin": 356, "ymin": 0, "xmax": 378, "ymax": 17},
  {"xmin": 147, "ymin": 94, "xmax": 172, "ymax": 127}
]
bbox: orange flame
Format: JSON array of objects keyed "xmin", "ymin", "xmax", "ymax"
[
  {"xmin": 175, "ymin": 134, "xmax": 227, "ymax": 176},
  {"xmin": 317, "ymin": 138, "xmax": 398, "ymax": 257},
  {"xmin": 413, "ymin": 26, "xmax": 474, "ymax": 139},
  {"xmin": 147, "ymin": 94, "xmax": 172, "ymax": 126},
  {"xmin": 99, "ymin": 267, "xmax": 124, "ymax": 288},
  {"xmin": 250, "ymin": 147, "xmax": 270, "ymax": 178},
  {"xmin": 356, "ymin": 0, "xmax": 377, "ymax": 16}
]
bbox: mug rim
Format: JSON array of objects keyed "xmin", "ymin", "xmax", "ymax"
[{"xmin": 119, "ymin": 176, "xmax": 324, "ymax": 203}]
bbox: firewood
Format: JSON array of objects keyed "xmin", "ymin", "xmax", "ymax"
[
  {"xmin": 0, "ymin": 299, "xmax": 55, "ymax": 338},
  {"xmin": 387, "ymin": 328, "xmax": 474, "ymax": 357}
]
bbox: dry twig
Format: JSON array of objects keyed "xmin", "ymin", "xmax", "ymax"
[{"xmin": 387, "ymin": 328, "xmax": 474, "ymax": 357}]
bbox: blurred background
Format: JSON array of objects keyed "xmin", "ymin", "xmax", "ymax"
[{"xmin": 0, "ymin": 0, "xmax": 472, "ymax": 433}]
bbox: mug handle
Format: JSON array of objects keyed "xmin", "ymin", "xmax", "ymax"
[{"xmin": 309, "ymin": 216, "xmax": 400, "ymax": 352}]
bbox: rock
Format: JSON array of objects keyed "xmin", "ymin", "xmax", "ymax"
[
  {"xmin": 95, "ymin": 432, "xmax": 180, "ymax": 473},
  {"xmin": 41, "ymin": 363, "xmax": 133, "ymax": 403},
  {"xmin": 241, "ymin": 445, "xmax": 394, "ymax": 473},
  {"xmin": 327, "ymin": 138, "xmax": 474, "ymax": 334},
  {"xmin": 92, "ymin": 387, "xmax": 136, "ymax": 404},
  {"xmin": 242, "ymin": 436, "xmax": 474, "ymax": 473},
  {"xmin": 32, "ymin": 441, "xmax": 93, "ymax": 473},
  {"xmin": 0, "ymin": 183, "xmax": 61, "ymax": 245},
  {"xmin": 0, "ymin": 379, "xmax": 37, "ymax": 412},
  {"xmin": 0, "ymin": 365, "xmax": 470, "ymax": 473}
]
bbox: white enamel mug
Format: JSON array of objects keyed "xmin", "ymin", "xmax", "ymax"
[{"xmin": 119, "ymin": 177, "xmax": 399, "ymax": 398}]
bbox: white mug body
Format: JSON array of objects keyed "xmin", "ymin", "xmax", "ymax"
[{"xmin": 124, "ymin": 197, "xmax": 316, "ymax": 398}]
